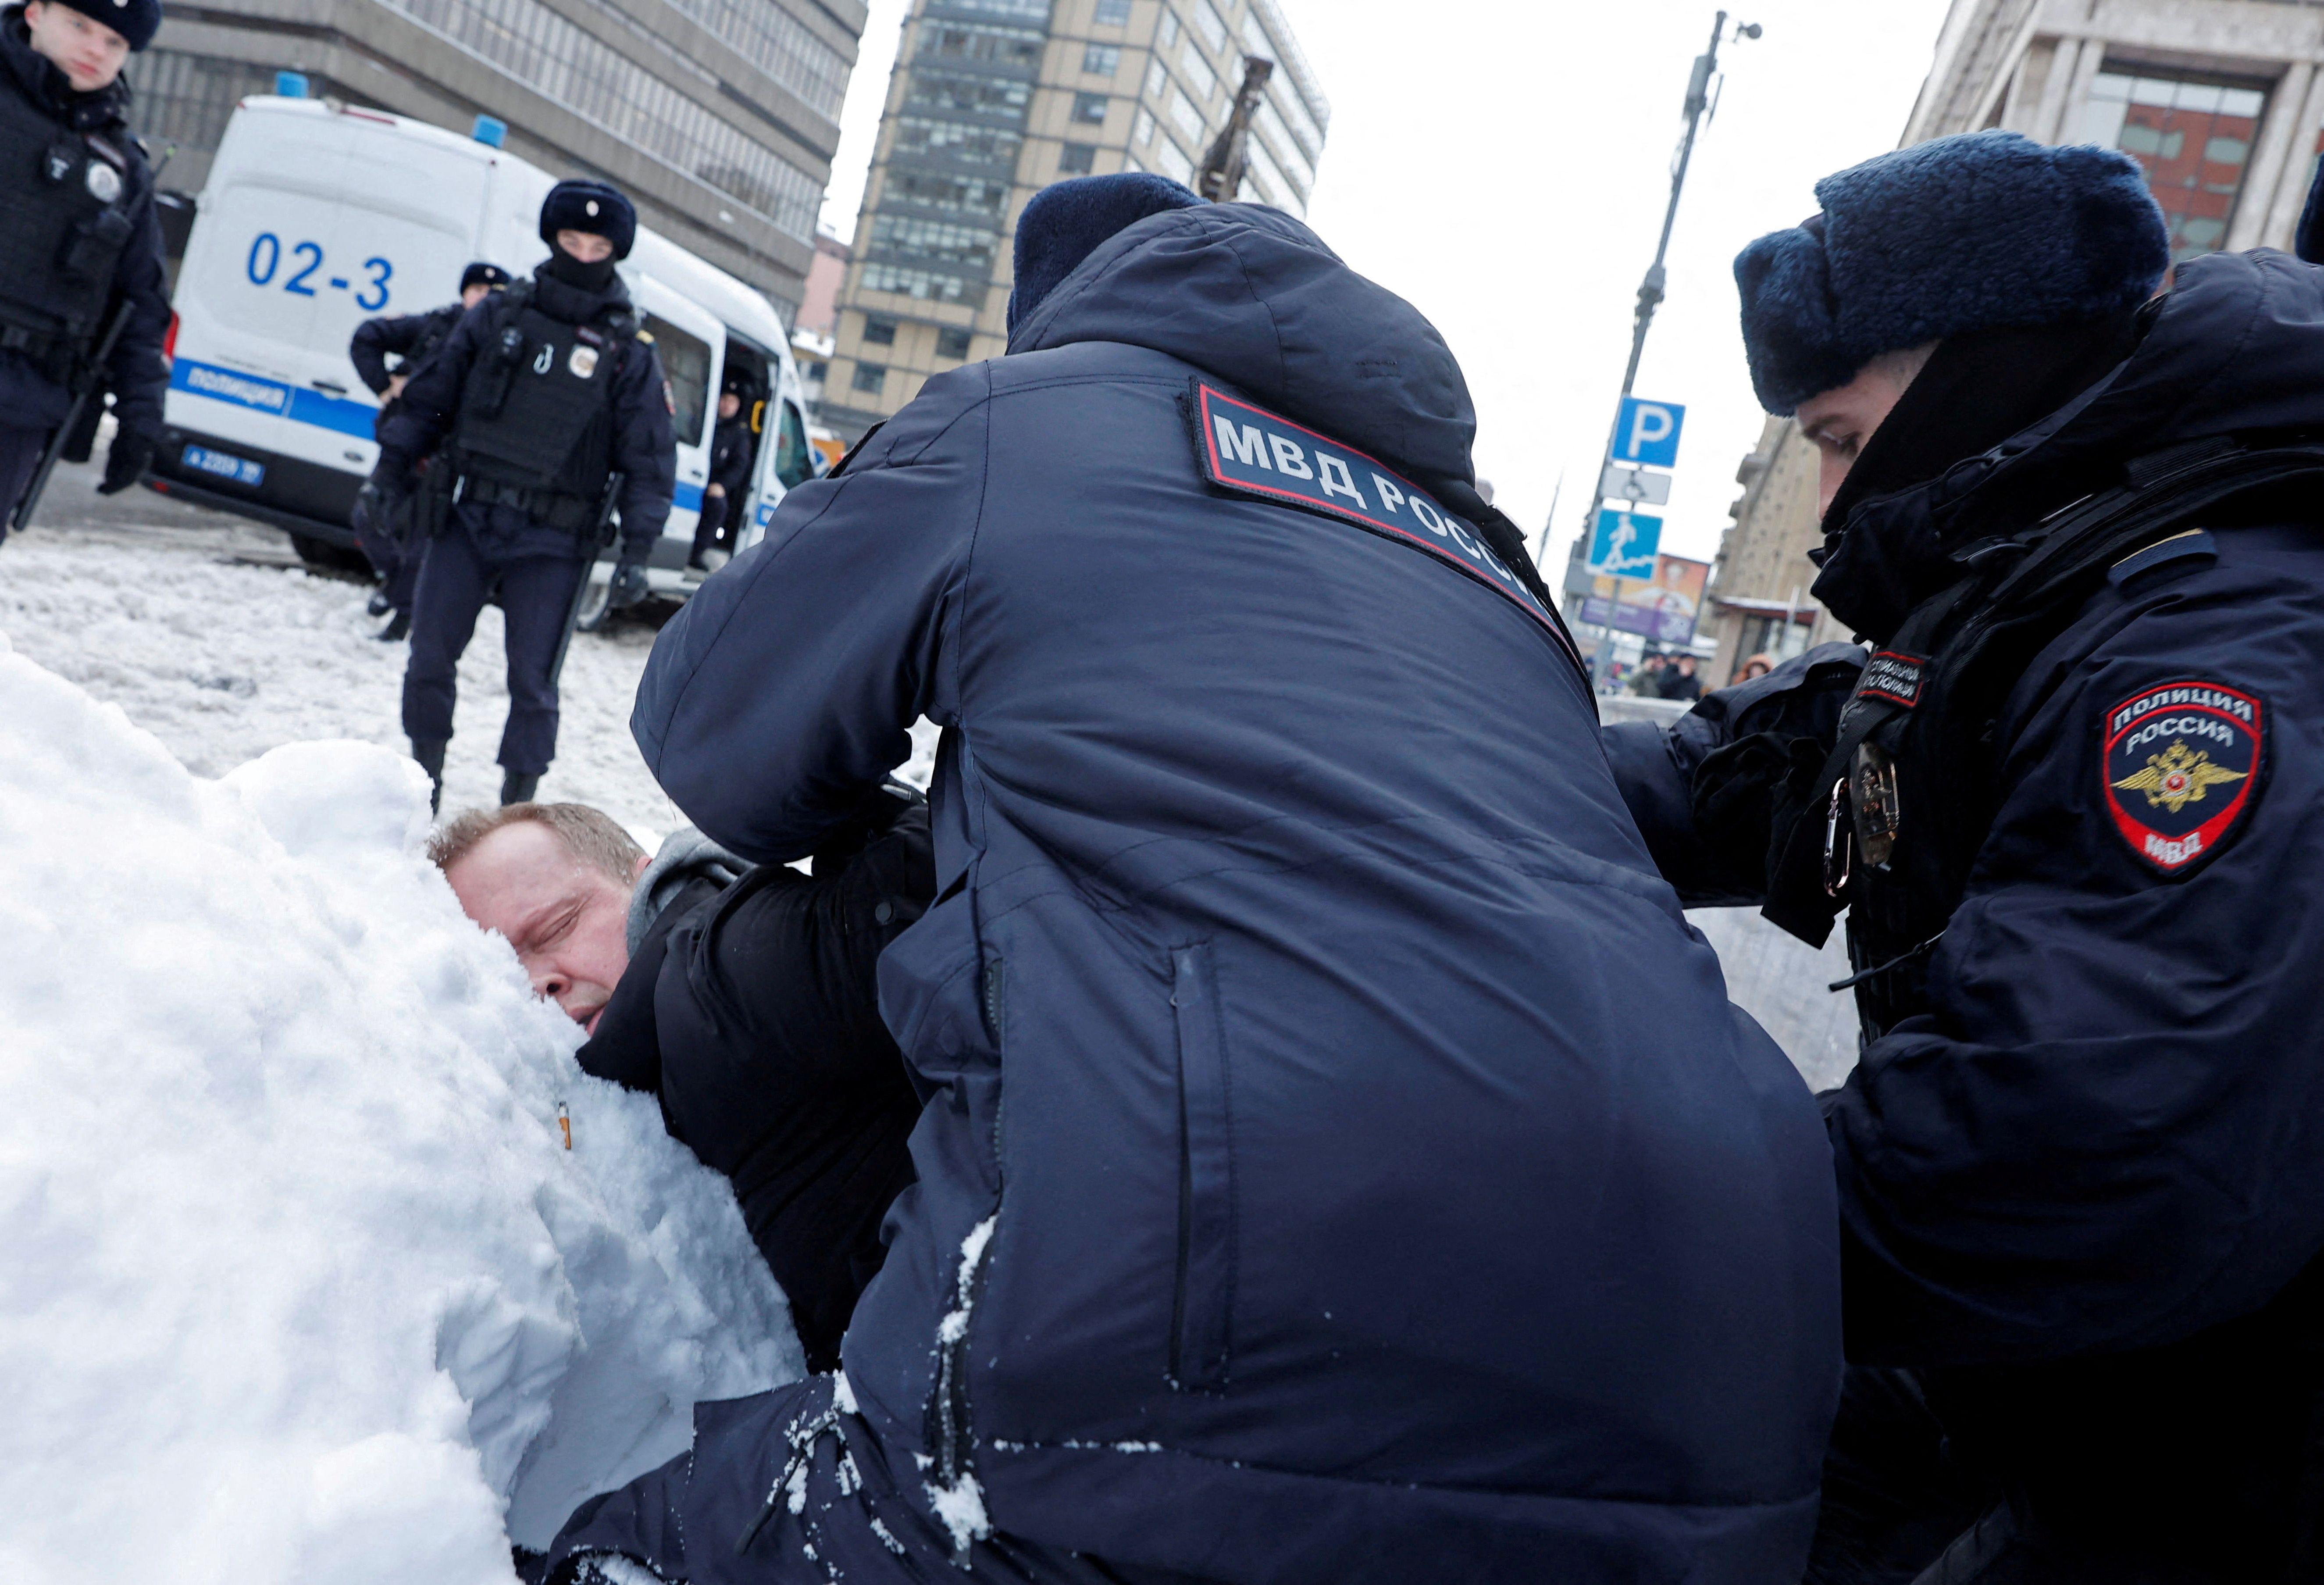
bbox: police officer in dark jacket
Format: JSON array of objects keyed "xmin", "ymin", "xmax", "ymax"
[
  {"xmin": 372, "ymin": 182, "xmax": 675, "ymax": 810},
  {"xmin": 686, "ymin": 372, "xmax": 752, "ymax": 570},
  {"xmin": 347, "ymin": 261, "xmax": 510, "ymax": 638},
  {"xmin": 1604, "ymin": 131, "xmax": 2324, "ymax": 1582},
  {"xmin": 0, "ymin": 0, "xmax": 169, "ymax": 542},
  {"xmin": 541, "ymin": 174, "xmax": 1839, "ymax": 1585}
]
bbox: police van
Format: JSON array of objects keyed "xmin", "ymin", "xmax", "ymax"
[{"xmin": 150, "ymin": 96, "xmax": 820, "ymax": 611}]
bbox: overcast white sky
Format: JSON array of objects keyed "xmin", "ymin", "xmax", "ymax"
[{"xmin": 819, "ymin": 0, "xmax": 1955, "ymax": 567}]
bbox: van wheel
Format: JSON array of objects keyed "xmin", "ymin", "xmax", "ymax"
[
  {"xmin": 290, "ymin": 533, "xmax": 370, "ymax": 575},
  {"xmin": 573, "ymin": 572, "xmax": 614, "ymax": 632}
]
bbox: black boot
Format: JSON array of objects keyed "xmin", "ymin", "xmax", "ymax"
[
  {"xmin": 375, "ymin": 610, "xmax": 410, "ymax": 642},
  {"xmin": 367, "ymin": 592, "xmax": 392, "ymax": 618},
  {"xmin": 412, "ymin": 739, "xmax": 447, "ymax": 816},
  {"xmin": 500, "ymin": 771, "xmax": 539, "ymax": 806}
]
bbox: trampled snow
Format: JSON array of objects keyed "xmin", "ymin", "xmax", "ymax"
[{"xmin": 0, "ymin": 634, "xmax": 804, "ymax": 1579}]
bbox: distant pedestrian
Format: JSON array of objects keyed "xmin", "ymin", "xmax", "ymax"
[
  {"xmin": 0, "ymin": 0, "xmax": 170, "ymax": 543},
  {"xmin": 346, "ymin": 261, "xmax": 510, "ymax": 638},
  {"xmin": 1657, "ymin": 652, "xmax": 1702, "ymax": 701},
  {"xmin": 1627, "ymin": 652, "xmax": 1666, "ymax": 695},
  {"xmin": 1730, "ymin": 652, "xmax": 1773, "ymax": 687},
  {"xmin": 687, "ymin": 372, "xmax": 752, "ymax": 570}
]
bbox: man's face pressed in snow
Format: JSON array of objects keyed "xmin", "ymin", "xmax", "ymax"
[{"xmin": 444, "ymin": 821, "xmax": 646, "ymax": 1034}]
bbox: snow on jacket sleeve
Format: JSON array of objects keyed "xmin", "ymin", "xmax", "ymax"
[
  {"xmin": 1831, "ymin": 544, "xmax": 2324, "ymax": 1367},
  {"xmin": 633, "ymin": 373, "xmax": 986, "ymax": 864}
]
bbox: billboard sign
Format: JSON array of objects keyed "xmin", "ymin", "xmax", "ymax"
[{"xmin": 1578, "ymin": 552, "xmax": 1710, "ymax": 646}]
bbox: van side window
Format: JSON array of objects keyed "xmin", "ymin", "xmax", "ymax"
[
  {"xmin": 642, "ymin": 314, "xmax": 711, "ymax": 448},
  {"xmin": 775, "ymin": 398, "xmax": 815, "ymax": 489}
]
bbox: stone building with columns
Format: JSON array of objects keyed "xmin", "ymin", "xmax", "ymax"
[{"xmin": 1704, "ymin": 0, "xmax": 2324, "ymax": 679}]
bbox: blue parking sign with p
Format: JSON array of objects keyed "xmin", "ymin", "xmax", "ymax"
[
  {"xmin": 1589, "ymin": 508, "xmax": 1661, "ymax": 577},
  {"xmin": 1615, "ymin": 397, "xmax": 1685, "ymax": 467}
]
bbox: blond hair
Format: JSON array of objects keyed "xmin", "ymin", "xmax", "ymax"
[{"xmin": 428, "ymin": 802, "xmax": 647, "ymax": 886}]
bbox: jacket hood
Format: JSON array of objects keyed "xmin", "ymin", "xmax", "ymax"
[
  {"xmin": 1008, "ymin": 203, "xmax": 1480, "ymax": 499},
  {"xmin": 1818, "ymin": 250, "xmax": 2324, "ymax": 639},
  {"xmin": 1, "ymin": 8, "xmax": 131, "ymax": 131}
]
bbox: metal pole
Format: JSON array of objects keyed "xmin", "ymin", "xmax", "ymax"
[{"xmin": 1575, "ymin": 10, "xmax": 1747, "ymax": 686}]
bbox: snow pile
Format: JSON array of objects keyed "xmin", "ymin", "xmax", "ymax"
[{"xmin": 0, "ymin": 638, "xmax": 802, "ymax": 1581}]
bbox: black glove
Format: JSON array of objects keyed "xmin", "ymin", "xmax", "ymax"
[
  {"xmin": 96, "ymin": 428, "xmax": 154, "ymax": 495},
  {"xmin": 606, "ymin": 557, "xmax": 650, "ymax": 610}
]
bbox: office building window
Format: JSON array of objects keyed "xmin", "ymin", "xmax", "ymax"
[
  {"xmin": 852, "ymin": 363, "xmax": 888, "ymax": 394},
  {"xmin": 1059, "ymin": 140, "xmax": 1096, "ymax": 172},
  {"xmin": 1191, "ymin": 0, "xmax": 1226, "ymax": 54},
  {"xmin": 1082, "ymin": 43, "xmax": 1121, "ymax": 75},
  {"xmin": 1073, "ymin": 92, "xmax": 1110, "ymax": 123},
  {"xmin": 943, "ymin": 0, "xmax": 1050, "ymax": 17},
  {"xmin": 374, "ymin": 0, "xmax": 822, "ymax": 239},
  {"xmin": 893, "ymin": 116, "xmax": 1024, "ymax": 168},
  {"xmin": 861, "ymin": 315, "xmax": 899, "ymax": 345},
  {"xmin": 1155, "ymin": 137, "xmax": 1194, "ymax": 185},
  {"xmin": 869, "ymin": 213, "xmax": 999, "ymax": 268},
  {"xmin": 883, "ymin": 168, "xmax": 1012, "ymax": 218},
  {"xmin": 806, "ymin": 360, "xmax": 829, "ymax": 382},
  {"xmin": 909, "ymin": 71, "xmax": 1033, "ymax": 122},
  {"xmin": 652, "ymin": 0, "xmax": 850, "ymax": 119},
  {"xmin": 1094, "ymin": 0, "xmax": 1130, "ymax": 21},
  {"xmin": 860, "ymin": 264, "xmax": 976, "ymax": 302},
  {"xmin": 1158, "ymin": 10, "xmax": 1178, "ymax": 47},
  {"xmin": 923, "ymin": 21, "xmax": 1045, "ymax": 70},
  {"xmin": 1170, "ymin": 87, "xmax": 1202, "ymax": 142},
  {"xmin": 937, "ymin": 326, "xmax": 974, "ymax": 359},
  {"xmin": 1133, "ymin": 106, "xmax": 1155, "ymax": 146},
  {"xmin": 1144, "ymin": 57, "xmax": 1167, "ymax": 99},
  {"xmin": 126, "ymin": 50, "xmax": 280, "ymax": 155},
  {"xmin": 2072, "ymin": 69, "xmax": 2266, "ymax": 259},
  {"xmin": 1179, "ymin": 38, "xmax": 1216, "ymax": 100}
]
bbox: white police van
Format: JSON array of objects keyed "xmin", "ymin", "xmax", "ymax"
[{"xmin": 151, "ymin": 96, "xmax": 820, "ymax": 610}]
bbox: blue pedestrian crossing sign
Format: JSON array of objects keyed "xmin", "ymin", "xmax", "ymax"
[
  {"xmin": 1588, "ymin": 508, "xmax": 1662, "ymax": 578},
  {"xmin": 1614, "ymin": 397, "xmax": 1686, "ymax": 467}
]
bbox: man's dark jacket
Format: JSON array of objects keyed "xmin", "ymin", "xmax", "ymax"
[
  {"xmin": 375, "ymin": 264, "xmax": 673, "ymax": 561},
  {"xmin": 349, "ymin": 301, "xmax": 460, "ymax": 397},
  {"xmin": 617, "ymin": 203, "xmax": 1841, "ymax": 1583},
  {"xmin": 1608, "ymin": 250, "xmax": 2324, "ymax": 1377},
  {"xmin": 0, "ymin": 8, "xmax": 168, "ymax": 438},
  {"xmin": 576, "ymin": 797, "xmax": 928, "ymax": 1373}
]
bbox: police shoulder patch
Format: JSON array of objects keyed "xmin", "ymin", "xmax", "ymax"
[
  {"xmin": 1186, "ymin": 380, "xmax": 1574, "ymax": 663},
  {"xmin": 2101, "ymin": 679, "xmax": 2263, "ymax": 877}
]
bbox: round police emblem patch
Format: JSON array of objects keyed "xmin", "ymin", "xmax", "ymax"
[
  {"xmin": 85, "ymin": 160, "xmax": 121, "ymax": 203},
  {"xmin": 2102, "ymin": 680, "xmax": 2263, "ymax": 876}
]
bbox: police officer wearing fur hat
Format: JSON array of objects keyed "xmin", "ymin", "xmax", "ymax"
[
  {"xmin": 0, "ymin": 0, "xmax": 170, "ymax": 543},
  {"xmin": 347, "ymin": 260, "xmax": 511, "ymax": 639},
  {"xmin": 371, "ymin": 182, "xmax": 675, "ymax": 809},
  {"xmin": 1604, "ymin": 128, "xmax": 2324, "ymax": 1581}
]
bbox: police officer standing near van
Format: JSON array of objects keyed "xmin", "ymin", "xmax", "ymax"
[
  {"xmin": 0, "ymin": 0, "xmax": 171, "ymax": 543},
  {"xmin": 347, "ymin": 260, "xmax": 509, "ymax": 639},
  {"xmin": 369, "ymin": 181, "xmax": 674, "ymax": 810}
]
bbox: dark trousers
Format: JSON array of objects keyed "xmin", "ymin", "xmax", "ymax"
[
  {"xmin": 353, "ymin": 482, "xmax": 425, "ymax": 617},
  {"xmin": 0, "ymin": 423, "xmax": 51, "ymax": 544},
  {"xmin": 689, "ymin": 490, "xmax": 732, "ymax": 562},
  {"xmin": 401, "ymin": 515, "xmax": 585, "ymax": 775},
  {"xmin": 1808, "ymin": 1257, "xmax": 2324, "ymax": 1584},
  {"xmin": 546, "ymin": 1375, "xmax": 1214, "ymax": 1585}
]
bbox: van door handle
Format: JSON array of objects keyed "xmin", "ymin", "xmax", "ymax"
[{"xmin": 310, "ymin": 379, "xmax": 348, "ymax": 396}]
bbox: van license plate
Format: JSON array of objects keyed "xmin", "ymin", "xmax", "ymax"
[{"xmin": 184, "ymin": 445, "xmax": 264, "ymax": 487}]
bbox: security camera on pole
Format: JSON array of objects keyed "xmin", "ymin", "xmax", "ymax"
[{"xmin": 1567, "ymin": 10, "xmax": 1760, "ymax": 686}]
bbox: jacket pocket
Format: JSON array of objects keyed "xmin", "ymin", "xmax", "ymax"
[{"xmin": 1170, "ymin": 942, "xmax": 1236, "ymax": 1391}]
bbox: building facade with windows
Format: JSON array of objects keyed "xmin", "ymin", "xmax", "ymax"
[
  {"xmin": 127, "ymin": 0, "xmax": 868, "ymax": 319},
  {"xmin": 817, "ymin": 0, "xmax": 1328, "ymax": 441},
  {"xmin": 1704, "ymin": 0, "xmax": 2324, "ymax": 680}
]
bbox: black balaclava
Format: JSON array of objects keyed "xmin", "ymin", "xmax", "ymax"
[
  {"xmin": 1811, "ymin": 308, "xmax": 2149, "ymax": 639},
  {"xmin": 542, "ymin": 243, "xmax": 618, "ymax": 295}
]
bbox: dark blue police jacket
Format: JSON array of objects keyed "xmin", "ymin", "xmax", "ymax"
[
  {"xmin": 1610, "ymin": 249, "xmax": 2324, "ymax": 1371},
  {"xmin": 634, "ymin": 203, "xmax": 1840, "ymax": 1583}
]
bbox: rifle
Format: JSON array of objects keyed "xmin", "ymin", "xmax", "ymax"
[
  {"xmin": 546, "ymin": 470, "xmax": 625, "ymax": 695},
  {"xmin": 8, "ymin": 295, "xmax": 136, "ymax": 536}
]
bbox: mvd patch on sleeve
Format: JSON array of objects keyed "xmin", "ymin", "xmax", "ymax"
[
  {"xmin": 1188, "ymin": 381, "xmax": 1572, "ymax": 659},
  {"xmin": 2102, "ymin": 680, "xmax": 2263, "ymax": 876}
]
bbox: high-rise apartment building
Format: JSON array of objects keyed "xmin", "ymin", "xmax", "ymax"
[
  {"xmin": 130, "ymin": 0, "xmax": 868, "ymax": 318},
  {"xmin": 1705, "ymin": 0, "xmax": 2324, "ymax": 678},
  {"xmin": 817, "ymin": 0, "xmax": 1328, "ymax": 441}
]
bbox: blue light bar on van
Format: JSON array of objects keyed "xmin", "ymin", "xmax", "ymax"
[
  {"xmin": 472, "ymin": 115, "xmax": 507, "ymax": 148},
  {"xmin": 274, "ymin": 71, "xmax": 308, "ymax": 98}
]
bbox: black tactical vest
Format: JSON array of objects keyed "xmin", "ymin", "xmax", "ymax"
[
  {"xmin": 0, "ymin": 71, "xmax": 137, "ymax": 360},
  {"xmin": 453, "ymin": 285, "xmax": 631, "ymax": 518},
  {"xmin": 1762, "ymin": 439, "xmax": 2324, "ymax": 1042}
]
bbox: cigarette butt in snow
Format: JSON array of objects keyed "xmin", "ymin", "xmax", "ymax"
[{"xmin": 558, "ymin": 1102, "xmax": 572, "ymax": 1151}]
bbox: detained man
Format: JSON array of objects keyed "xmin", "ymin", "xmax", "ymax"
[{"xmin": 432, "ymin": 789, "xmax": 932, "ymax": 1374}]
